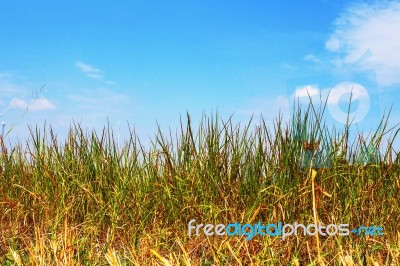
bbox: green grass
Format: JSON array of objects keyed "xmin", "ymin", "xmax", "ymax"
[{"xmin": 0, "ymin": 102, "xmax": 399, "ymax": 265}]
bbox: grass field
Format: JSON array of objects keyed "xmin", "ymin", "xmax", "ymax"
[{"xmin": 0, "ymin": 103, "xmax": 399, "ymax": 265}]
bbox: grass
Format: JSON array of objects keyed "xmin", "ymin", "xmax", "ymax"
[{"xmin": 0, "ymin": 102, "xmax": 399, "ymax": 265}]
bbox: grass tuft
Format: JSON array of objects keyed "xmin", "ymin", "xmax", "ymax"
[{"xmin": 0, "ymin": 102, "xmax": 399, "ymax": 265}]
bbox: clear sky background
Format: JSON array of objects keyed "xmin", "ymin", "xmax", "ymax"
[{"xmin": 1, "ymin": 0, "xmax": 400, "ymax": 149}]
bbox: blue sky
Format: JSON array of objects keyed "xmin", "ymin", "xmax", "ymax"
[{"xmin": 1, "ymin": 1, "xmax": 400, "ymax": 148}]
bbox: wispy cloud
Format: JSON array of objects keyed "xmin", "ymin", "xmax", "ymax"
[
  {"xmin": 303, "ymin": 54, "xmax": 322, "ymax": 64},
  {"xmin": 325, "ymin": 1, "xmax": 400, "ymax": 86},
  {"xmin": 75, "ymin": 61, "xmax": 103, "ymax": 79},
  {"xmin": 75, "ymin": 61, "xmax": 116, "ymax": 85},
  {"xmin": 280, "ymin": 63, "xmax": 296, "ymax": 70},
  {"xmin": 10, "ymin": 98, "xmax": 55, "ymax": 111}
]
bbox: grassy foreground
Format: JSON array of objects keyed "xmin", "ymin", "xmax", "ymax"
[{"xmin": 0, "ymin": 106, "xmax": 400, "ymax": 265}]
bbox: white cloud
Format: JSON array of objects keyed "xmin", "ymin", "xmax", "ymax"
[
  {"xmin": 325, "ymin": 82, "xmax": 369, "ymax": 105},
  {"xmin": 75, "ymin": 61, "xmax": 116, "ymax": 85},
  {"xmin": 86, "ymin": 73, "xmax": 103, "ymax": 80},
  {"xmin": 304, "ymin": 54, "xmax": 322, "ymax": 64},
  {"xmin": 326, "ymin": 1, "xmax": 400, "ymax": 86},
  {"xmin": 75, "ymin": 61, "xmax": 102, "ymax": 75},
  {"xmin": 325, "ymin": 38, "xmax": 340, "ymax": 52},
  {"xmin": 10, "ymin": 98, "xmax": 55, "ymax": 111},
  {"xmin": 294, "ymin": 85, "xmax": 320, "ymax": 98},
  {"xmin": 280, "ymin": 63, "xmax": 296, "ymax": 70},
  {"xmin": 0, "ymin": 74, "xmax": 56, "ymax": 117}
]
